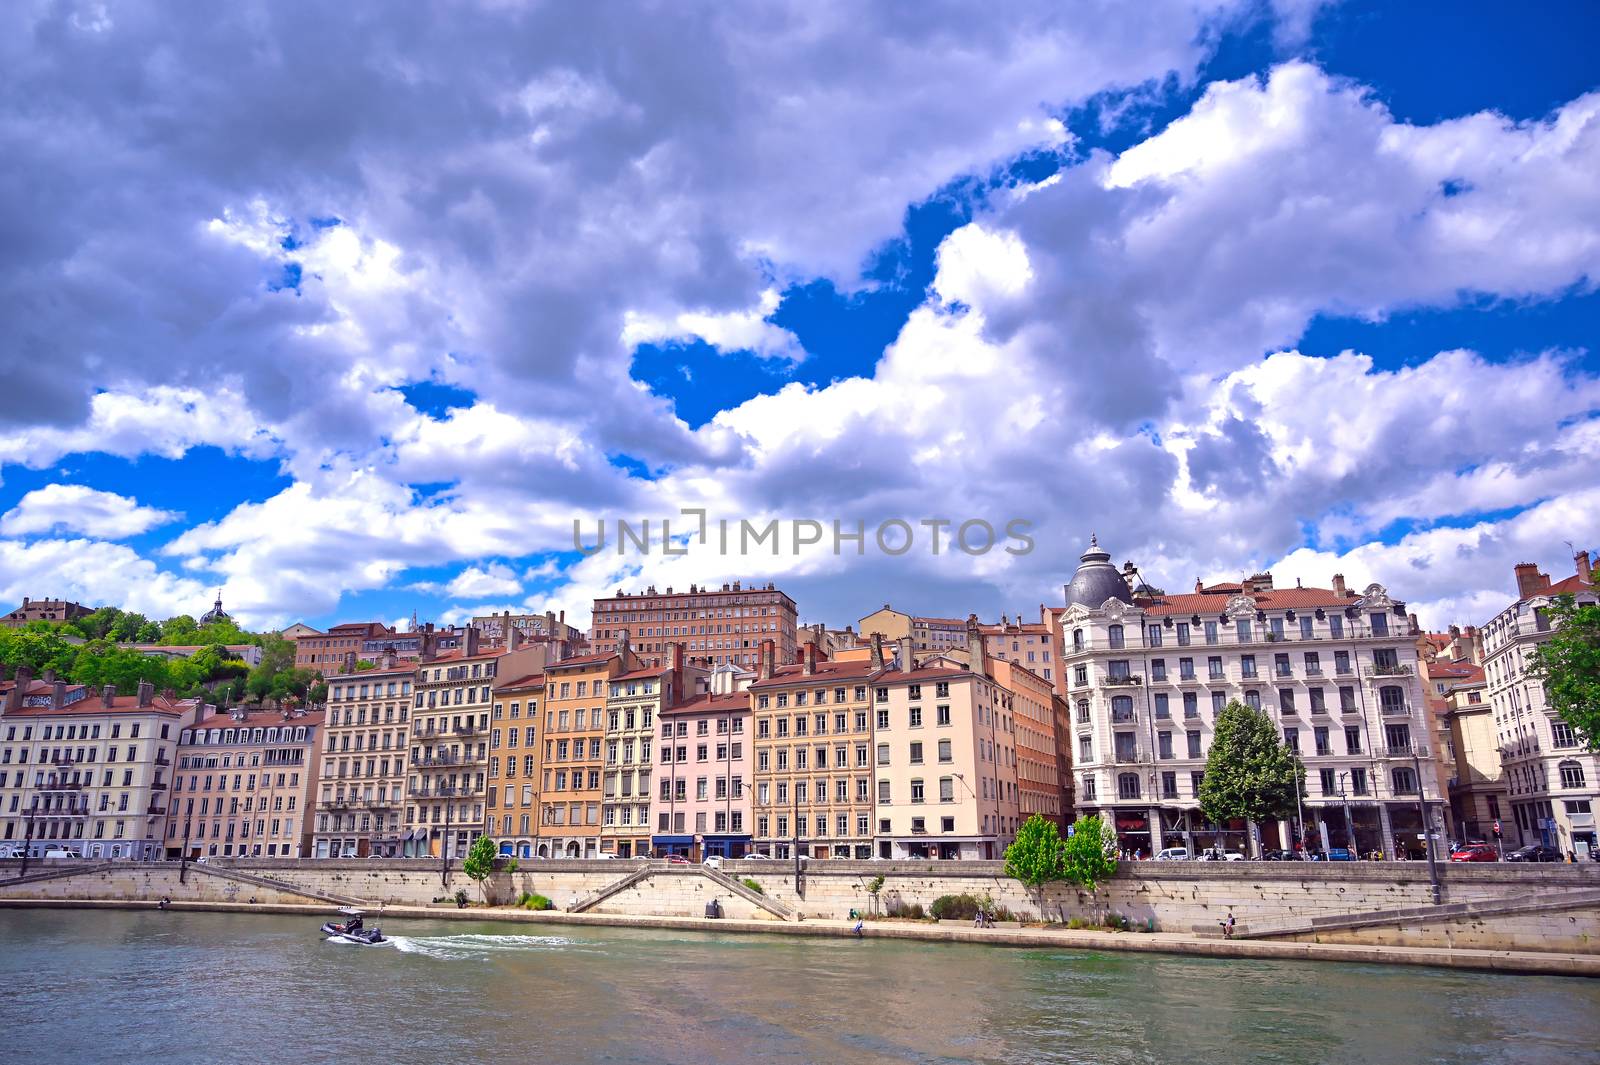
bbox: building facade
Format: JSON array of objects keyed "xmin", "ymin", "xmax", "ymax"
[
  {"xmin": 981, "ymin": 614, "xmax": 1059, "ymax": 689},
  {"xmin": 0, "ymin": 672, "xmax": 201, "ymax": 859},
  {"xmin": 590, "ymin": 581, "xmax": 797, "ymax": 670},
  {"xmin": 534, "ymin": 646, "xmax": 640, "ymax": 858},
  {"xmin": 600, "ymin": 653, "xmax": 710, "ymax": 858},
  {"xmin": 292, "ymin": 621, "xmax": 399, "ymax": 672},
  {"xmin": 991, "ymin": 656, "xmax": 1069, "ymax": 828},
  {"xmin": 2, "ymin": 597, "xmax": 92, "ymax": 628},
  {"xmin": 312, "ymin": 660, "xmax": 414, "ymax": 858},
  {"xmin": 1442, "ymin": 668, "xmax": 1503, "ymax": 843},
  {"xmin": 873, "ymin": 638, "xmax": 1021, "ymax": 860},
  {"xmin": 168, "ymin": 706, "xmax": 323, "ymax": 858},
  {"xmin": 1060, "ymin": 536, "xmax": 1441, "ymax": 860},
  {"xmin": 407, "ymin": 637, "xmax": 497, "ymax": 859},
  {"xmin": 749, "ymin": 639, "xmax": 882, "ymax": 859},
  {"xmin": 488, "ymin": 672, "xmax": 544, "ymax": 858},
  {"xmin": 654, "ymin": 688, "xmax": 752, "ymax": 859},
  {"xmin": 1483, "ymin": 552, "xmax": 1599, "ymax": 855}
]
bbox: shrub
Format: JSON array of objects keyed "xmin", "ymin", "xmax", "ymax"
[
  {"xmin": 741, "ymin": 877, "xmax": 764, "ymax": 895},
  {"xmin": 1066, "ymin": 917, "xmax": 1087, "ymax": 930},
  {"xmin": 523, "ymin": 893, "xmax": 554, "ymax": 911},
  {"xmin": 454, "ymin": 888, "xmax": 469, "ymax": 907},
  {"xmin": 930, "ymin": 893, "xmax": 983, "ymax": 921},
  {"xmin": 885, "ymin": 899, "xmax": 927, "ymax": 920}
]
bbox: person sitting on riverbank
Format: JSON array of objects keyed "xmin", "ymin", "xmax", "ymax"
[{"xmin": 1220, "ymin": 912, "xmax": 1235, "ymax": 939}]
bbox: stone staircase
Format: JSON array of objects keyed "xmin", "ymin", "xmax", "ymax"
[
  {"xmin": 1218, "ymin": 886, "xmax": 1600, "ymax": 940},
  {"xmin": 191, "ymin": 863, "xmax": 366, "ymax": 907},
  {"xmin": 567, "ymin": 861, "xmax": 794, "ymax": 921},
  {"xmin": 1, "ymin": 862, "xmax": 118, "ymax": 887}
]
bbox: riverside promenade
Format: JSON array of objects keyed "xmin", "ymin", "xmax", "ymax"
[{"xmin": 3, "ymin": 895, "xmax": 1595, "ymax": 978}]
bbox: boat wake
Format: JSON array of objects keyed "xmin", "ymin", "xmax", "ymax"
[{"xmin": 387, "ymin": 933, "xmax": 583, "ymax": 960}]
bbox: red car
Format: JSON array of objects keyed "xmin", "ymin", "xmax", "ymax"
[
  {"xmin": 663, "ymin": 854, "xmax": 692, "ymax": 865},
  {"xmin": 1449, "ymin": 843, "xmax": 1498, "ymax": 862}
]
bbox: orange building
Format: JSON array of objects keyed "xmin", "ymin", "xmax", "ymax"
[
  {"xmin": 991, "ymin": 657, "xmax": 1070, "ymax": 828},
  {"xmin": 533, "ymin": 637, "xmax": 641, "ymax": 857},
  {"xmin": 488, "ymin": 672, "xmax": 545, "ymax": 859}
]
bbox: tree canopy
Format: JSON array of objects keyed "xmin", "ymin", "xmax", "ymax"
[
  {"xmin": 1198, "ymin": 700, "xmax": 1304, "ymax": 827},
  {"xmin": 1060, "ymin": 815, "xmax": 1118, "ymax": 895},
  {"xmin": 463, "ymin": 835, "xmax": 500, "ymax": 900},
  {"xmin": 1528, "ymin": 594, "xmax": 1600, "ymax": 750},
  {"xmin": 1004, "ymin": 813, "xmax": 1067, "ymax": 916}
]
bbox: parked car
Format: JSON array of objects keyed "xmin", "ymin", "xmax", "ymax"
[
  {"xmin": 1449, "ymin": 843, "xmax": 1499, "ymax": 863},
  {"xmin": 664, "ymin": 854, "xmax": 691, "ymax": 865},
  {"xmin": 702, "ymin": 855, "xmax": 723, "ymax": 870},
  {"xmin": 1505, "ymin": 844, "xmax": 1563, "ymax": 863},
  {"xmin": 1198, "ymin": 849, "xmax": 1244, "ymax": 861},
  {"xmin": 1312, "ymin": 847, "xmax": 1356, "ymax": 861},
  {"xmin": 44, "ymin": 848, "xmax": 81, "ymax": 859},
  {"xmin": 742, "ymin": 852, "xmax": 770, "ymax": 860},
  {"xmin": 1261, "ymin": 849, "xmax": 1309, "ymax": 861},
  {"xmin": 1154, "ymin": 847, "xmax": 1190, "ymax": 861}
]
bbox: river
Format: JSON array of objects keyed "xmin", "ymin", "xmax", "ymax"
[{"xmin": 0, "ymin": 909, "xmax": 1594, "ymax": 1064}]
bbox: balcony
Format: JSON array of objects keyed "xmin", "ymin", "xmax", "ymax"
[
  {"xmin": 1113, "ymin": 749, "xmax": 1141, "ymax": 764},
  {"xmin": 1104, "ymin": 675, "xmax": 1143, "ymax": 687},
  {"xmin": 1380, "ymin": 703, "xmax": 1413, "ymax": 717},
  {"xmin": 1375, "ymin": 744, "xmax": 1428, "ymax": 759},
  {"xmin": 453, "ymin": 723, "xmax": 484, "ymax": 737},
  {"xmin": 363, "ymin": 796, "xmax": 396, "ymax": 810},
  {"xmin": 1363, "ymin": 663, "xmax": 1415, "ymax": 678},
  {"xmin": 406, "ymin": 786, "xmax": 434, "ymax": 798},
  {"xmin": 147, "ymin": 805, "xmax": 167, "ymax": 816},
  {"xmin": 149, "ymin": 782, "xmax": 168, "ymax": 792},
  {"xmin": 1110, "ymin": 710, "xmax": 1136, "ymax": 724},
  {"xmin": 1305, "ymin": 666, "xmax": 1323, "ymax": 677},
  {"xmin": 415, "ymin": 752, "xmax": 460, "ymax": 768}
]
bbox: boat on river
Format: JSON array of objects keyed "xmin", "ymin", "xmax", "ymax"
[{"xmin": 320, "ymin": 907, "xmax": 387, "ymax": 945}]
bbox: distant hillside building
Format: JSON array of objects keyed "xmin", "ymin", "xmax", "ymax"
[
  {"xmin": 2, "ymin": 597, "xmax": 92, "ymax": 629},
  {"xmin": 590, "ymin": 581, "xmax": 797, "ymax": 670}
]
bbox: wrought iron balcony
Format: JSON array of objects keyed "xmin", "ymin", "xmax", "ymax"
[
  {"xmin": 1104, "ymin": 675, "xmax": 1143, "ymax": 687},
  {"xmin": 1363, "ymin": 663, "xmax": 1415, "ymax": 678},
  {"xmin": 1375, "ymin": 744, "xmax": 1429, "ymax": 759}
]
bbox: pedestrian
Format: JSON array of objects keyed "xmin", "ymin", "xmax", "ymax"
[
  {"xmin": 1219, "ymin": 911, "xmax": 1235, "ymax": 939},
  {"xmin": 853, "ymin": 919, "xmax": 864, "ymax": 938}
]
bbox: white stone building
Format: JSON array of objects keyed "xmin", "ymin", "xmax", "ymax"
[
  {"xmin": 1059, "ymin": 536, "xmax": 1441, "ymax": 859},
  {"xmin": 1482, "ymin": 551, "xmax": 1599, "ymax": 855}
]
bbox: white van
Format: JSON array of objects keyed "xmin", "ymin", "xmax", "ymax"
[
  {"xmin": 44, "ymin": 848, "xmax": 80, "ymax": 859},
  {"xmin": 1154, "ymin": 847, "xmax": 1190, "ymax": 861}
]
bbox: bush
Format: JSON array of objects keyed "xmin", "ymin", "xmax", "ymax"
[
  {"xmin": 885, "ymin": 899, "xmax": 927, "ymax": 920},
  {"xmin": 454, "ymin": 888, "xmax": 469, "ymax": 907},
  {"xmin": 1066, "ymin": 917, "xmax": 1087, "ymax": 930},
  {"xmin": 520, "ymin": 893, "xmax": 554, "ymax": 911},
  {"xmin": 930, "ymin": 893, "xmax": 983, "ymax": 921},
  {"xmin": 741, "ymin": 877, "xmax": 764, "ymax": 895}
]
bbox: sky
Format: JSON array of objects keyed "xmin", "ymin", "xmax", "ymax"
[{"xmin": 0, "ymin": 0, "xmax": 1597, "ymax": 637}]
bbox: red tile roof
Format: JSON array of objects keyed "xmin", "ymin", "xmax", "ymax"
[
  {"xmin": 749, "ymin": 659, "xmax": 884, "ymax": 689},
  {"xmin": 1137, "ymin": 585, "xmax": 1362, "ymax": 617},
  {"xmin": 494, "ymin": 673, "xmax": 547, "ymax": 692},
  {"xmin": 5, "ymin": 689, "xmax": 201, "ymax": 718},
  {"xmin": 661, "ymin": 691, "xmax": 751, "ymax": 716},
  {"xmin": 191, "ymin": 707, "xmax": 326, "ymax": 730},
  {"xmin": 544, "ymin": 651, "xmax": 617, "ymax": 670},
  {"xmin": 612, "ymin": 664, "xmax": 672, "ymax": 682}
]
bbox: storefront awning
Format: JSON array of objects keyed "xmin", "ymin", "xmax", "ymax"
[{"xmin": 651, "ymin": 835, "xmax": 694, "ymax": 845}]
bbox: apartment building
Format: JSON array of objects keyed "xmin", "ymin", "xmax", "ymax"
[
  {"xmin": 590, "ymin": 581, "xmax": 797, "ymax": 669},
  {"xmin": 1483, "ymin": 552, "xmax": 1599, "ymax": 854},
  {"xmin": 858, "ymin": 605, "xmax": 969, "ymax": 656},
  {"xmin": 534, "ymin": 641, "xmax": 642, "ymax": 858},
  {"xmin": 167, "ymin": 706, "xmax": 323, "ymax": 858},
  {"xmin": 1442, "ymin": 667, "xmax": 1503, "ymax": 842},
  {"xmin": 1060, "ymin": 535, "xmax": 1440, "ymax": 860},
  {"xmin": 2, "ymin": 597, "xmax": 92, "ymax": 628},
  {"xmin": 991, "ymin": 656, "xmax": 1070, "ymax": 828},
  {"xmin": 601, "ymin": 648, "xmax": 708, "ymax": 857},
  {"xmin": 292, "ymin": 621, "xmax": 399, "ymax": 672},
  {"xmin": 873, "ymin": 635, "xmax": 1021, "ymax": 860},
  {"xmin": 749, "ymin": 638, "xmax": 884, "ymax": 859},
  {"xmin": 488, "ymin": 672, "xmax": 544, "ymax": 858},
  {"xmin": 0, "ymin": 670, "xmax": 201, "ymax": 859},
  {"xmin": 312, "ymin": 659, "xmax": 414, "ymax": 858},
  {"xmin": 980, "ymin": 614, "xmax": 1059, "ymax": 689},
  {"xmin": 654, "ymin": 686, "xmax": 752, "ymax": 859}
]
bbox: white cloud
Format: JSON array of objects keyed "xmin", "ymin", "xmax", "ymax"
[
  {"xmin": 623, "ymin": 289, "xmax": 805, "ymax": 362},
  {"xmin": 0, "ymin": 538, "xmax": 211, "ymax": 622},
  {"xmin": 415, "ymin": 563, "xmax": 524, "ymax": 600},
  {"xmin": 0, "ymin": 484, "xmax": 179, "ymax": 539}
]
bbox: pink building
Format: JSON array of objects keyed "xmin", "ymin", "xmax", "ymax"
[{"xmin": 652, "ymin": 689, "xmax": 752, "ymax": 859}]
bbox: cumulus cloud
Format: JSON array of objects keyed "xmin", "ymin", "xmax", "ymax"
[
  {"xmin": 413, "ymin": 563, "xmax": 524, "ymax": 600},
  {"xmin": 0, "ymin": 484, "xmax": 179, "ymax": 539},
  {"xmin": 0, "ymin": 538, "xmax": 211, "ymax": 621}
]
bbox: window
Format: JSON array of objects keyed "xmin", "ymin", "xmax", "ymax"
[
  {"xmin": 910, "ymin": 779, "xmax": 925, "ymax": 804},
  {"xmin": 1390, "ymin": 766, "xmax": 1417, "ymax": 794},
  {"xmin": 1378, "ymin": 686, "xmax": 1405, "ymax": 715},
  {"xmin": 909, "ymin": 742, "xmax": 923, "ymax": 764},
  {"xmin": 1111, "ymin": 695, "xmax": 1134, "ymax": 723},
  {"xmin": 1186, "ymin": 731, "xmax": 1201, "ymax": 759},
  {"xmin": 1559, "ymin": 762, "xmax": 1586, "ymax": 789},
  {"xmin": 1108, "ymin": 625, "xmax": 1124, "ymax": 649},
  {"xmin": 1319, "ymin": 768, "xmax": 1336, "ymax": 795},
  {"xmin": 1282, "ymin": 727, "xmax": 1299, "ymax": 753},
  {"xmin": 1161, "ymin": 772, "xmax": 1177, "ymax": 799},
  {"xmin": 936, "ymin": 705, "xmax": 951, "ymax": 726},
  {"xmin": 1076, "ymin": 700, "xmax": 1090, "ymax": 724},
  {"xmin": 1117, "ymin": 773, "xmax": 1140, "ymax": 800},
  {"xmin": 1553, "ymin": 722, "xmax": 1579, "ymax": 748},
  {"xmin": 1078, "ymin": 736, "xmax": 1092, "ymax": 762},
  {"xmin": 939, "ymin": 777, "xmax": 954, "ymax": 803},
  {"xmin": 1157, "ymin": 731, "xmax": 1173, "ymax": 759},
  {"xmin": 1081, "ymin": 775, "xmax": 1096, "ymax": 801},
  {"xmin": 876, "ymin": 743, "xmax": 890, "ymax": 765},
  {"xmin": 1154, "ymin": 693, "xmax": 1169, "ymax": 719}
]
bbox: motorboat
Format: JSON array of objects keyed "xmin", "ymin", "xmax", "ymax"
[{"xmin": 321, "ymin": 907, "xmax": 387, "ymax": 945}]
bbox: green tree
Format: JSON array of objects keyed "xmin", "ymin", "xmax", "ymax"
[
  {"xmin": 463, "ymin": 835, "xmax": 500, "ymax": 903},
  {"xmin": 1199, "ymin": 700, "xmax": 1304, "ymax": 854},
  {"xmin": 1061, "ymin": 814, "xmax": 1118, "ymax": 898},
  {"xmin": 159, "ymin": 615, "xmax": 199, "ymax": 644},
  {"xmin": 1528, "ymin": 594, "xmax": 1600, "ymax": 750},
  {"xmin": 1004, "ymin": 813, "xmax": 1067, "ymax": 918}
]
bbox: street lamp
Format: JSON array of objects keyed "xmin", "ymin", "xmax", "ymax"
[
  {"xmin": 1293, "ymin": 754, "xmax": 1307, "ymax": 856},
  {"xmin": 1412, "ymin": 749, "xmax": 1442, "ymax": 904},
  {"xmin": 1337, "ymin": 772, "xmax": 1356, "ymax": 856}
]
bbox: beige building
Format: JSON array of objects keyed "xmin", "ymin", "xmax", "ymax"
[
  {"xmin": 488, "ymin": 672, "xmax": 544, "ymax": 859},
  {"xmin": 0, "ymin": 669, "xmax": 203, "ymax": 859},
  {"xmin": 2, "ymin": 597, "xmax": 92, "ymax": 629},
  {"xmin": 1060, "ymin": 535, "xmax": 1441, "ymax": 860},
  {"xmin": 168, "ymin": 706, "xmax": 324, "ymax": 858},
  {"xmin": 313, "ymin": 658, "xmax": 415, "ymax": 858},
  {"xmin": 750, "ymin": 639, "xmax": 882, "ymax": 859},
  {"xmin": 980, "ymin": 614, "xmax": 1060, "ymax": 690},
  {"xmin": 874, "ymin": 634, "xmax": 1021, "ymax": 860},
  {"xmin": 859, "ymin": 605, "xmax": 969, "ymax": 657},
  {"xmin": 1442, "ymin": 668, "xmax": 1503, "ymax": 842},
  {"xmin": 601, "ymin": 648, "xmax": 707, "ymax": 857},
  {"xmin": 1483, "ymin": 552, "xmax": 1599, "ymax": 855}
]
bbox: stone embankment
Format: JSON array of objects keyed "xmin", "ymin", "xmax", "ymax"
[{"xmin": 4, "ymin": 856, "xmax": 1598, "ymax": 965}]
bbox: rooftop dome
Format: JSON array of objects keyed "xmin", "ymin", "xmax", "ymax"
[
  {"xmin": 1064, "ymin": 534, "xmax": 1133, "ymax": 609},
  {"xmin": 200, "ymin": 590, "xmax": 231, "ymax": 626}
]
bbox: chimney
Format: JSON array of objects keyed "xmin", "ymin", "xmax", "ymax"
[
  {"xmin": 1332, "ymin": 573, "xmax": 1347, "ymax": 598},
  {"xmin": 1578, "ymin": 550, "xmax": 1593, "ymax": 584},
  {"xmin": 869, "ymin": 633, "xmax": 884, "ymax": 671},
  {"xmin": 1513, "ymin": 562, "xmax": 1549, "ymax": 600},
  {"xmin": 507, "ymin": 613, "xmax": 523, "ymax": 652},
  {"xmin": 42, "ymin": 669, "xmax": 55, "ymax": 683},
  {"xmin": 1407, "ymin": 612, "xmax": 1419, "ymax": 635},
  {"xmin": 101, "ymin": 684, "xmax": 115, "ymax": 705},
  {"xmin": 50, "ymin": 679, "xmax": 66, "ymax": 710},
  {"xmin": 758, "ymin": 639, "xmax": 775, "ymax": 680},
  {"xmin": 670, "ymin": 642, "xmax": 685, "ymax": 703},
  {"xmin": 966, "ymin": 614, "xmax": 987, "ymax": 677},
  {"xmin": 464, "ymin": 627, "xmax": 480, "ymax": 657},
  {"xmin": 1467, "ymin": 625, "xmax": 1485, "ymax": 665},
  {"xmin": 802, "ymin": 641, "xmax": 817, "ymax": 676},
  {"xmin": 136, "ymin": 680, "xmax": 154, "ymax": 707},
  {"xmin": 897, "ymin": 636, "xmax": 915, "ymax": 672},
  {"xmin": 1448, "ymin": 624, "xmax": 1461, "ymax": 639},
  {"xmin": 617, "ymin": 628, "xmax": 631, "ymax": 663}
]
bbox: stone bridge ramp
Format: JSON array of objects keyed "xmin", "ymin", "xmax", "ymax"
[
  {"xmin": 568, "ymin": 862, "xmax": 793, "ymax": 921},
  {"xmin": 1222, "ymin": 886, "xmax": 1600, "ymax": 940}
]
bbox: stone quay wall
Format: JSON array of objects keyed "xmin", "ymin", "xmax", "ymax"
[{"xmin": 5, "ymin": 857, "xmax": 1598, "ymax": 953}]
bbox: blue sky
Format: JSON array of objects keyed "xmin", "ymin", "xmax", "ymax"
[{"xmin": 0, "ymin": 1, "xmax": 1596, "ymax": 636}]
